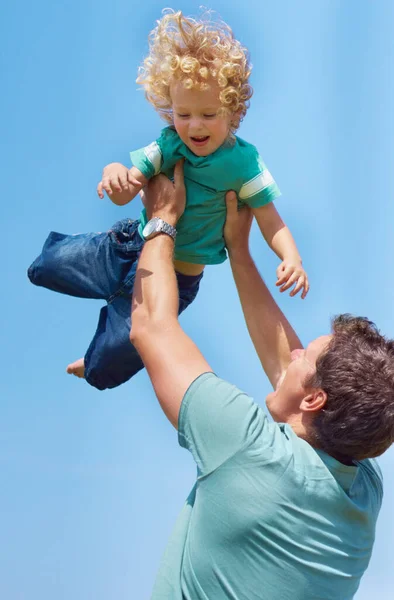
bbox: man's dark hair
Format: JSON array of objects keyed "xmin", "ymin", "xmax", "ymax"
[{"xmin": 305, "ymin": 314, "xmax": 394, "ymax": 462}]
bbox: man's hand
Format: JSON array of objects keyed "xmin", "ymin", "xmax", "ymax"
[
  {"xmin": 224, "ymin": 192, "xmax": 253, "ymax": 260},
  {"xmin": 141, "ymin": 160, "xmax": 186, "ymax": 226},
  {"xmin": 97, "ymin": 163, "xmax": 143, "ymax": 200},
  {"xmin": 276, "ymin": 259, "xmax": 309, "ymax": 299}
]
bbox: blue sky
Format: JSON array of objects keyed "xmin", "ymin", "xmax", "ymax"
[{"xmin": 1, "ymin": 0, "xmax": 394, "ymax": 598}]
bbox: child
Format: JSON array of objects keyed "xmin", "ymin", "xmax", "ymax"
[{"xmin": 28, "ymin": 9, "xmax": 309, "ymax": 391}]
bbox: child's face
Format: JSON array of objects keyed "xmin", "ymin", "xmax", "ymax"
[{"xmin": 171, "ymin": 80, "xmax": 231, "ymax": 156}]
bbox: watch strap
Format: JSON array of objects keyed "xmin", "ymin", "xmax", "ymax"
[
  {"xmin": 144, "ymin": 217, "xmax": 177, "ymax": 241},
  {"xmin": 160, "ymin": 220, "xmax": 177, "ymax": 240}
]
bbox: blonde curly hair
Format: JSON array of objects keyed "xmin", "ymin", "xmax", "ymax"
[{"xmin": 137, "ymin": 9, "xmax": 253, "ymax": 133}]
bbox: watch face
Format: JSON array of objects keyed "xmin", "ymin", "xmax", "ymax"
[{"xmin": 143, "ymin": 217, "xmax": 160, "ymax": 239}]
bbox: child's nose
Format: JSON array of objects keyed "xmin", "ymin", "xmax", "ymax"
[{"xmin": 189, "ymin": 117, "xmax": 203, "ymax": 132}]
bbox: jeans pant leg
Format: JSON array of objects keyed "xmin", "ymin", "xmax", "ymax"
[
  {"xmin": 84, "ymin": 294, "xmax": 143, "ymax": 390},
  {"xmin": 27, "ymin": 220, "xmax": 140, "ymax": 299},
  {"xmin": 84, "ymin": 270, "xmax": 204, "ymax": 391}
]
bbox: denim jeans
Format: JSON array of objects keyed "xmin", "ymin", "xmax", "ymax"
[{"xmin": 28, "ymin": 218, "xmax": 203, "ymax": 390}]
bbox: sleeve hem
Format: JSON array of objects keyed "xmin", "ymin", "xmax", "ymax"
[
  {"xmin": 178, "ymin": 372, "xmax": 216, "ymax": 447},
  {"xmin": 129, "ymin": 151, "xmax": 155, "ymax": 180}
]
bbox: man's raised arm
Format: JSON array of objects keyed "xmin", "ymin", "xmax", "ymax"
[
  {"xmin": 224, "ymin": 194, "xmax": 302, "ymax": 389},
  {"xmin": 130, "ymin": 164, "xmax": 212, "ymax": 429}
]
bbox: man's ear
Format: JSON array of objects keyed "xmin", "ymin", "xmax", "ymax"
[{"xmin": 300, "ymin": 389, "xmax": 327, "ymax": 413}]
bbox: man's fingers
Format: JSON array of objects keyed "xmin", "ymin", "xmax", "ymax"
[
  {"xmin": 173, "ymin": 161, "xmax": 186, "ymax": 219},
  {"xmin": 174, "ymin": 159, "xmax": 185, "ymax": 190},
  {"xmin": 139, "ymin": 188, "xmax": 146, "ymax": 207},
  {"xmin": 225, "ymin": 190, "xmax": 238, "ymax": 216}
]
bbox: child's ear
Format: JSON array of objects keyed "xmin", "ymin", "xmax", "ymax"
[{"xmin": 230, "ymin": 109, "xmax": 242, "ymax": 129}]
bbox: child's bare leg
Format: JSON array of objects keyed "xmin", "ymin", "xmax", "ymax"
[{"xmin": 66, "ymin": 358, "xmax": 85, "ymax": 379}]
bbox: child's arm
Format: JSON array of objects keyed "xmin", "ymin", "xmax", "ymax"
[
  {"xmin": 252, "ymin": 203, "xmax": 309, "ymax": 299},
  {"xmin": 97, "ymin": 163, "xmax": 148, "ymax": 206}
]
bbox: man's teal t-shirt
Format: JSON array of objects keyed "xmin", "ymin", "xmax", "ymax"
[
  {"xmin": 151, "ymin": 374, "xmax": 383, "ymax": 600},
  {"xmin": 130, "ymin": 128, "xmax": 281, "ymax": 265}
]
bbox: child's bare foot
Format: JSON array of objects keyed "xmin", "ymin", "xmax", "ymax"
[{"xmin": 66, "ymin": 358, "xmax": 85, "ymax": 379}]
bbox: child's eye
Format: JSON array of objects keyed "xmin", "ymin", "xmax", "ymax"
[
  {"xmin": 177, "ymin": 114, "xmax": 189, "ymax": 118},
  {"xmin": 204, "ymin": 114, "xmax": 216, "ymax": 118}
]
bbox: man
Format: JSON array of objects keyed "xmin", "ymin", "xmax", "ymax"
[{"xmin": 130, "ymin": 163, "xmax": 394, "ymax": 599}]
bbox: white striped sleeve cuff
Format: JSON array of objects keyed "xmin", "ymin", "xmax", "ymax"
[
  {"xmin": 239, "ymin": 169, "xmax": 275, "ymax": 200},
  {"xmin": 143, "ymin": 141, "xmax": 163, "ymax": 175}
]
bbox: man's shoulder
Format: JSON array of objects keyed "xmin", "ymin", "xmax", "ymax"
[
  {"xmin": 178, "ymin": 373, "xmax": 259, "ymax": 431},
  {"xmin": 178, "ymin": 373, "xmax": 271, "ymax": 453},
  {"xmin": 358, "ymin": 458, "xmax": 384, "ymax": 496}
]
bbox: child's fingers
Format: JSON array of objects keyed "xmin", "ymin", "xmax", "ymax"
[
  {"xmin": 276, "ymin": 266, "xmax": 293, "ymax": 286},
  {"xmin": 290, "ymin": 276, "xmax": 305, "ymax": 297},
  {"xmin": 102, "ymin": 177, "xmax": 113, "ymax": 196},
  {"xmin": 276, "ymin": 262, "xmax": 286, "ymax": 278},
  {"xmin": 301, "ymin": 277, "xmax": 310, "ymax": 300},
  {"xmin": 127, "ymin": 172, "xmax": 143, "ymax": 187},
  {"xmin": 279, "ymin": 271, "xmax": 299, "ymax": 292},
  {"xmin": 119, "ymin": 173, "xmax": 129, "ymax": 190},
  {"xmin": 111, "ymin": 176, "xmax": 122, "ymax": 192},
  {"xmin": 97, "ymin": 181, "xmax": 104, "ymax": 198}
]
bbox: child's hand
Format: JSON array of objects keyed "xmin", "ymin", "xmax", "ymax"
[
  {"xmin": 276, "ymin": 259, "xmax": 309, "ymax": 299},
  {"xmin": 97, "ymin": 163, "xmax": 141, "ymax": 199}
]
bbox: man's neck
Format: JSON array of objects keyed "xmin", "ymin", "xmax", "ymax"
[{"xmin": 289, "ymin": 419, "xmax": 355, "ymax": 466}]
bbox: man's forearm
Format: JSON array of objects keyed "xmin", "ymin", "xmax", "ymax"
[
  {"xmin": 129, "ymin": 168, "xmax": 212, "ymax": 429},
  {"xmin": 229, "ymin": 248, "xmax": 302, "ymax": 388},
  {"xmin": 131, "ymin": 234, "xmax": 179, "ymax": 332}
]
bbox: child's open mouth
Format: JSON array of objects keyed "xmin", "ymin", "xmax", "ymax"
[{"xmin": 190, "ymin": 136, "xmax": 210, "ymax": 147}]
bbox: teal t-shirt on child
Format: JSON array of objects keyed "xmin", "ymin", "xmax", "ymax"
[
  {"xmin": 151, "ymin": 374, "xmax": 383, "ymax": 600},
  {"xmin": 130, "ymin": 128, "xmax": 281, "ymax": 265}
]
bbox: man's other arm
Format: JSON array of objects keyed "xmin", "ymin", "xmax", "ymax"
[{"xmin": 224, "ymin": 193, "xmax": 303, "ymax": 389}]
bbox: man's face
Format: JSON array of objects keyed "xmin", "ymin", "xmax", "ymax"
[
  {"xmin": 171, "ymin": 80, "xmax": 231, "ymax": 157},
  {"xmin": 266, "ymin": 335, "xmax": 332, "ymax": 423}
]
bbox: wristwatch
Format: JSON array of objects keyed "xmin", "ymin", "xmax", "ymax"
[{"xmin": 142, "ymin": 217, "xmax": 177, "ymax": 241}]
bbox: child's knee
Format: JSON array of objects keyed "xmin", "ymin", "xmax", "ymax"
[
  {"xmin": 27, "ymin": 251, "xmax": 59, "ymax": 289},
  {"xmin": 27, "ymin": 259, "xmax": 38, "ymax": 285},
  {"xmin": 84, "ymin": 359, "xmax": 143, "ymax": 390},
  {"xmin": 27, "ymin": 255, "xmax": 48, "ymax": 287},
  {"xmin": 84, "ymin": 336, "xmax": 143, "ymax": 390},
  {"xmin": 28, "ymin": 233, "xmax": 59, "ymax": 284}
]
